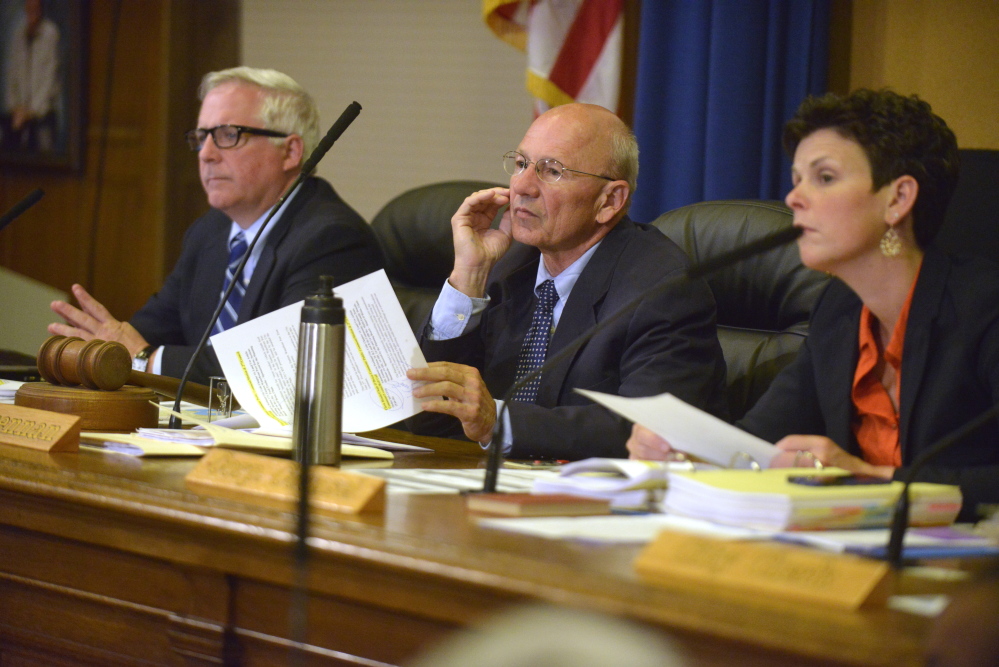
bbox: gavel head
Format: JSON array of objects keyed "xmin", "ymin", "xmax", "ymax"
[{"xmin": 37, "ymin": 335, "xmax": 132, "ymax": 391}]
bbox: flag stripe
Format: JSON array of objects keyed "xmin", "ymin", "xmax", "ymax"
[
  {"xmin": 546, "ymin": 0, "xmax": 623, "ymax": 99},
  {"xmin": 527, "ymin": 69, "xmax": 575, "ymax": 108},
  {"xmin": 484, "ymin": 0, "xmax": 529, "ymax": 51},
  {"xmin": 573, "ymin": 19, "xmax": 622, "ymax": 106}
]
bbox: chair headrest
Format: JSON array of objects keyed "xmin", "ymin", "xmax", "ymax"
[
  {"xmin": 651, "ymin": 200, "xmax": 829, "ymax": 330},
  {"xmin": 371, "ymin": 180, "xmax": 504, "ymax": 288}
]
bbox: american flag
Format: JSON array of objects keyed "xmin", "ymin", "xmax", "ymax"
[{"xmin": 485, "ymin": 0, "xmax": 624, "ymax": 115}]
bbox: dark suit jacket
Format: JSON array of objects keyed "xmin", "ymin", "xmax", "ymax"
[
  {"xmin": 130, "ymin": 177, "xmax": 383, "ymax": 383},
  {"xmin": 417, "ymin": 217, "xmax": 728, "ymax": 460},
  {"xmin": 739, "ymin": 249, "xmax": 999, "ymax": 520}
]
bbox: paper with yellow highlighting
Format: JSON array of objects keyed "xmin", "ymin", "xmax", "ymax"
[{"xmin": 210, "ymin": 270, "xmax": 431, "ymax": 433}]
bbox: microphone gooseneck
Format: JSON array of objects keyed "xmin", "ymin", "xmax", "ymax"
[
  {"xmin": 481, "ymin": 224, "xmax": 803, "ymax": 493},
  {"xmin": 168, "ymin": 102, "xmax": 363, "ymax": 429},
  {"xmin": 885, "ymin": 402, "xmax": 999, "ymax": 568},
  {"xmin": 0, "ymin": 188, "xmax": 44, "ymax": 233},
  {"xmin": 301, "ymin": 102, "xmax": 361, "ymax": 176}
]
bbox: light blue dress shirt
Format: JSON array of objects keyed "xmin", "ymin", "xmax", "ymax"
[{"xmin": 426, "ymin": 241, "xmax": 602, "ymax": 452}]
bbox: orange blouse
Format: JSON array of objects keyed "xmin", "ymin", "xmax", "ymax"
[{"xmin": 851, "ymin": 269, "xmax": 921, "ymax": 467}]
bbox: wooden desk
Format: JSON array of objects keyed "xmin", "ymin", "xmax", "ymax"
[{"xmin": 0, "ymin": 430, "xmax": 934, "ymax": 666}]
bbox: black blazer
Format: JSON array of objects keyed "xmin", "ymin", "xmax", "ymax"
[
  {"xmin": 417, "ymin": 217, "xmax": 728, "ymax": 460},
  {"xmin": 739, "ymin": 248, "xmax": 999, "ymax": 520},
  {"xmin": 130, "ymin": 177, "xmax": 384, "ymax": 383}
]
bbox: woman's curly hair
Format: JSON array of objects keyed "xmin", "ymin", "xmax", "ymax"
[{"xmin": 783, "ymin": 89, "xmax": 960, "ymax": 249}]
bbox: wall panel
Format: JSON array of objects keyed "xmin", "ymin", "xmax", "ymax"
[
  {"xmin": 848, "ymin": 0, "xmax": 999, "ymax": 149},
  {"xmin": 241, "ymin": 0, "xmax": 532, "ymax": 222}
]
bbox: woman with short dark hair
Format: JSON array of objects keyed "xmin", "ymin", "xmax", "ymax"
[{"xmin": 629, "ymin": 89, "xmax": 999, "ymax": 521}]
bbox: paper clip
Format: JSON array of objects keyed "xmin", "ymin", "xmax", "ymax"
[{"xmin": 728, "ymin": 451, "xmax": 761, "ymax": 471}]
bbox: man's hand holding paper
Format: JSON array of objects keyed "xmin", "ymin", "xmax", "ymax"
[{"xmin": 210, "ymin": 270, "xmax": 435, "ymax": 434}]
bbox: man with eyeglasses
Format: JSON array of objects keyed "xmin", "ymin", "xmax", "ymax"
[
  {"xmin": 49, "ymin": 67, "xmax": 382, "ymax": 383},
  {"xmin": 407, "ymin": 103, "xmax": 727, "ymax": 460}
]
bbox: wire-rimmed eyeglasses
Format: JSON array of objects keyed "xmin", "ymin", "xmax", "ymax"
[
  {"xmin": 502, "ymin": 150, "xmax": 615, "ymax": 183},
  {"xmin": 185, "ymin": 124, "xmax": 290, "ymax": 151}
]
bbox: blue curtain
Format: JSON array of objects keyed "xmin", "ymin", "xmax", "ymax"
[{"xmin": 631, "ymin": 0, "xmax": 830, "ymax": 222}]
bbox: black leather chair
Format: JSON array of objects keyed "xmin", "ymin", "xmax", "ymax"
[
  {"xmin": 370, "ymin": 180, "xmax": 504, "ymax": 332},
  {"xmin": 651, "ymin": 200, "xmax": 830, "ymax": 420},
  {"xmin": 934, "ymin": 149, "xmax": 999, "ymax": 264}
]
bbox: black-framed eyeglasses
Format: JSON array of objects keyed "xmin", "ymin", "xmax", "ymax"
[
  {"xmin": 185, "ymin": 124, "xmax": 290, "ymax": 151},
  {"xmin": 502, "ymin": 150, "xmax": 615, "ymax": 183}
]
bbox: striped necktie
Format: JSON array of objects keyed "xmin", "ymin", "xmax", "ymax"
[
  {"xmin": 511, "ymin": 279, "xmax": 559, "ymax": 403},
  {"xmin": 214, "ymin": 231, "xmax": 248, "ymax": 334}
]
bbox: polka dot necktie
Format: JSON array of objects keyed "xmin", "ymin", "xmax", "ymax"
[
  {"xmin": 511, "ymin": 279, "xmax": 559, "ymax": 403},
  {"xmin": 213, "ymin": 231, "xmax": 248, "ymax": 334}
]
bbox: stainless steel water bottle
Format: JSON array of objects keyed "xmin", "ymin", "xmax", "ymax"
[{"xmin": 292, "ymin": 276, "xmax": 344, "ymax": 467}]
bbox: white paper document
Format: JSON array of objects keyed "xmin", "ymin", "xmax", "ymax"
[
  {"xmin": 576, "ymin": 389, "xmax": 778, "ymax": 467},
  {"xmin": 477, "ymin": 513, "xmax": 770, "ymax": 544},
  {"xmin": 134, "ymin": 427, "xmax": 430, "ymax": 454},
  {"xmin": 360, "ymin": 468, "xmax": 556, "ymax": 495},
  {"xmin": 211, "ymin": 270, "xmax": 431, "ymax": 433}
]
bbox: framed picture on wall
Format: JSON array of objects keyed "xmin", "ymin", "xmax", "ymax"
[{"xmin": 0, "ymin": 0, "xmax": 86, "ymax": 172}]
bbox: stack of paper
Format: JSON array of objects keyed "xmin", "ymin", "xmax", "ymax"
[
  {"xmin": 664, "ymin": 468, "xmax": 962, "ymax": 531},
  {"xmin": 531, "ymin": 458, "xmax": 699, "ymax": 509},
  {"xmin": 0, "ymin": 378, "xmax": 23, "ymax": 404}
]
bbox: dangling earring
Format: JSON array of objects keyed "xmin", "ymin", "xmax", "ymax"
[{"xmin": 880, "ymin": 226, "xmax": 902, "ymax": 257}]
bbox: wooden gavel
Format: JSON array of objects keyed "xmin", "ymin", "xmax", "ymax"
[{"xmin": 37, "ymin": 335, "xmax": 216, "ymax": 406}]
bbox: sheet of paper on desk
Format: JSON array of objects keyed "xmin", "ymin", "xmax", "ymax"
[
  {"xmin": 361, "ymin": 468, "xmax": 558, "ymax": 495},
  {"xmin": 211, "ymin": 269, "xmax": 433, "ymax": 433},
  {"xmin": 81, "ymin": 432, "xmax": 206, "ymax": 457},
  {"xmin": 136, "ymin": 427, "xmax": 431, "ymax": 453},
  {"xmin": 776, "ymin": 526, "xmax": 999, "ymax": 559},
  {"xmin": 576, "ymin": 389, "xmax": 777, "ymax": 467},
  {"xmin": 341, "ymin": 433, "xmax": 432, "ymax": 452},
  {"xmin": 478, "ymin": 513, "xmax": 771, "ymax": 544}
]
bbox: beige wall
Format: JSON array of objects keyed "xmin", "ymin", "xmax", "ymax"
[
  {"xmin": 242, "ymin": 0, "xmax": 998, "ymax": 221},
  {"xmin": 242, "ymin": 0, "xmax": 533, "ymax": 222},
  {"xmin": 849, "ymin": 0, "xmax": 999, "ymax": 149}
]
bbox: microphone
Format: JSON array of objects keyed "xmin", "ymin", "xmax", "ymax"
[
  {"xmin": 0, "ymin": 188, "xmax": 44, "ymax": 233},
  {"xmin": 481, "ymin": 224, "xmax": 803, "ymax": 492},
  {"xmin": 168, "ymin": 102, "xmax": 363, "ymax": 429},
  {"xmin": 885, "ymin": 402, "xmax": 999, "ymax": 568},
  {"xmin": 301, "ymin": 102, "xmax": 360, "ymax": 176}
]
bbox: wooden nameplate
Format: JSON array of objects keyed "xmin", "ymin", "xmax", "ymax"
[
  {"xmin": 634, "ymin": 530, "xmax": 892, "ymax": 610},
  {"xmin": 185, "ymin": 448, "xmax": 385, "ymax": 515},
  {"xmin": 0, "ymin": 404, "xmax": 80, "ymax": 453}
]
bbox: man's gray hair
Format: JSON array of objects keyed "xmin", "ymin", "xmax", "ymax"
[
  {"xmin": 199, "ymin": 67, "xmax": 320, "ymax": 162},
  {"xmin": 609, "ymin": 125, "xmax": 639, "ymax": 199}
]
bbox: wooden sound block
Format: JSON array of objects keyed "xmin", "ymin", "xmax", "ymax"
[{"xmin": 15, "ymin": 383, "xmax": 159, "ymax": 432}]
